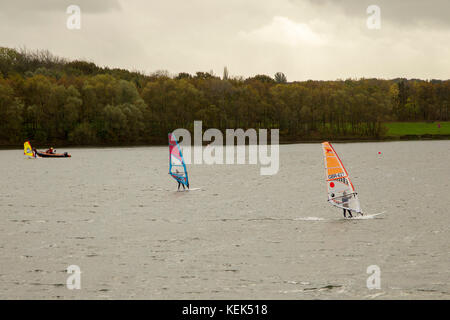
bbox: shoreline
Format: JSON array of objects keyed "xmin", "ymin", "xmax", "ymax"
[{"xmin": 2, "ymin": 134, "xmax": 449, "ymax": 150}]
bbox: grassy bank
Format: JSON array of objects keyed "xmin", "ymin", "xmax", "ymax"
[{"xmin": 385, "ymin": 122, "xmax": 450, "ymax": 138}]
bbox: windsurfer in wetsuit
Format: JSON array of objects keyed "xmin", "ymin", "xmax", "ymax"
[
  {"xmin": 175, "ymin": 169, "xmax": 186, "ymax": 191},
  {"xmin": 177, "ymin": 180, "xmax": 186, "ymax": 191},
  {"xmin": 342, "ymin": 190, "xmax": 352, "ymax": 218}
]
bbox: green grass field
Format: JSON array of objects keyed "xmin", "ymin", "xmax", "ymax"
[{"xmin": 384, "ymin": 122, "xmax": 450, "ymax": 136}]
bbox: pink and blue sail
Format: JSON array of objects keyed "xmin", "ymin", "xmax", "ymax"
[{"xmin": 168, "ymin": 133, "xmax": 189, "ymax": 188}]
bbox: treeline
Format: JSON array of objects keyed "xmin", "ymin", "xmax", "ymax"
[{"xmin": 0, "ymin": 47, "xmax": 449, "ymax": 146}]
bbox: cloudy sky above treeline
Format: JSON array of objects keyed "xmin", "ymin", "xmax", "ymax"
[{"xmin": 0, "ymin": 0, "xmax": 449, "ymax": 80}]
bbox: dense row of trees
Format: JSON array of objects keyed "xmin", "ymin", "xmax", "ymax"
[{"xmin": 0, "ymin": 47, "xmax": 449, "ymax": 146}]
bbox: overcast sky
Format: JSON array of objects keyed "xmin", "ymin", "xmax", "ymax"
[{"xmin": 0, "ymin": 0, "xmax": 449, "ymax": 80}]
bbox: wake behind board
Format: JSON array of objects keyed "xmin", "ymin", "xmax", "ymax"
[
  {"xmin": 294, "ymin": 211, "xmax": 385, "ymax": 222},
  {"xmin": 347, "ymin": 211, "xmax": 386, "ymax": 220},
  {"xmin": 176, "ymin": 187, "xmax": 202, "ymax": 192}
]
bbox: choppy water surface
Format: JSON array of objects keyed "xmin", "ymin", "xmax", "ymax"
[{"xmin": 0, "ymin": 141, "xmax": 449, "ymax": 299}]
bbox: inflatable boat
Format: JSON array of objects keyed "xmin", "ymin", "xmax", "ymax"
[{"xmin": 35, "ymin": 150, "xmax": 71, "ymax": 158}]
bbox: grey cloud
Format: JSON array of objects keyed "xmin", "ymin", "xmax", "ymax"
[
  {"xmin": 0, "ymin": 0, "xmax": 121, "ymax": 14},
  {"xmin": 303, "ymin": 0, "xmax": 450, "ymax": 28},
  {"xmin": 0, "ymin": 0, "xmax": 448, "ymax": 80}
]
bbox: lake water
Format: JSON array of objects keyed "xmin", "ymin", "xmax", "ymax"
[{"xmin": 0, "ymin": 141, "xmax": 449, "ymax": 299}]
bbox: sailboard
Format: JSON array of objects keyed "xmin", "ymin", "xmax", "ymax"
[
  {"xmin": 168, "ymin": 133, "xmax": 189, "ymax": 189},
  {"xmin": 321, "ymin": 142, "xmax": 362, "ymax": 215},
  {"xmin": 24, "ymin": 141, "xmax": 35, "ymax": 158}
]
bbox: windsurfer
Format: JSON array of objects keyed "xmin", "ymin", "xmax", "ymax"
[
  {"xmin": 169, "ymin": 133, "xmax": 190, "ymax": 192},
  {"xmin": 175, "ymin": 169, "xmax": 186, "ymax": 191},
  {"xmin": 342, "ymin": 190, "xmax": 352, "ymax": 218}
]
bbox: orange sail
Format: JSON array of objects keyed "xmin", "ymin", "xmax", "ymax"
[{"xmin": 321, "ymin": 142, "xmax": 362, "ymax": 214}]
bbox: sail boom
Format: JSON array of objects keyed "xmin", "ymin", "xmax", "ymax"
[{"xmin": 328, "ymin": 192, "xmax": 358, "ymax": 200}]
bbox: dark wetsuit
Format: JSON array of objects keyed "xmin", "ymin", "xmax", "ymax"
[
  {"xmin": 343, "ymin": 208, "xmax": 353, "ymax": 218},
  {"xmin": 342, "ymin": 193, "xmax": 352, "ymax": 218}
]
